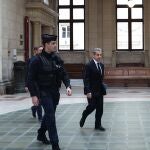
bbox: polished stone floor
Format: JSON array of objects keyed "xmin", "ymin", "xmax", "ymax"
[{"xmin": 0, "ymin": 80, "xmax": 150, "ymax": 150}]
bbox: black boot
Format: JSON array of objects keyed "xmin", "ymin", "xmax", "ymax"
[
  {"xmin": 52, "ymin": 143, "xmax": 61, "ymax": 150},
  {"xmin": 37, "ymin": 129, "xmax": 50, "ymax": 145}
]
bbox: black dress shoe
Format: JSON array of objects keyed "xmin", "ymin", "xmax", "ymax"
[
  {"xmin": 95, "ymin": 126, "xmax": 106, "ymax": 131},
  {"xmin": 79, "ymin": 116, "xmax": 86, "ymax": 127},
  {"xmin": 52, "ymin": 144, "xmax": 61, "ymax": 150},
  {"xmin": 37, "ymin": 134, "xmax": 51, "ymax": 145}
]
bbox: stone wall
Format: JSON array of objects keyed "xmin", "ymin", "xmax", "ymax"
[
  {"xmin": 83, "ymin": 0, "xmax": 116, "ymax": 66},
  {"xmin": 83, "ymin": 0, "xmax": 150, "ymax": 67},
  {"xmin": 0, "ymin": 0, "xmax": 25, "ymax": 83},
  {"xmin": 58, "ymin": 51, "xmax": 86, "ymax": 64}
]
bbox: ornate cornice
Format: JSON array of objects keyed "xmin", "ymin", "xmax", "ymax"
[
  {"xmin": 25, "ymin": 2, "xmax": 58, "ymax": 26},
  {"xmin": 26, "ymin": 2, "xmax": 58, "ymax": 17}
]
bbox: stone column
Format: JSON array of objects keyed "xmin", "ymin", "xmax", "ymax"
[
  {"xmin": 111, "ymin": 50, "xmax": 116, "ymax": 67},
  {"xmin": 42, "ymin": 26, "xmax": 51, "ymax": 34},
  {"xmin": 0, "ymin": 0, "xmax": 3, "ymax": 82},
  {"xmin": 144, "ymin": 0, "xmax": 150, "ymax": 67},
  {"xmin": 33, "ymin": 21, "xmax": 41, "ymax": 46},
  {"xmin": 53, "ymin": 26, "xmax": 57, "ymax": 35},
  {"xmin": 42, "ymin": 26, "xmax": 56, "ymax": 35},
  {"xmin": 102, "ymin": 0, "xmax": 116, "ymax": 66},
  {"xmin": 85, "ymin": 0, "xmax": 90, "ymax": 63},
  {"xmin": 144, "ymin": 50, "xmax": 149, "ymax": 67},
  {"xmin": 0, "ymin": 0, "xmax": 6, "ymax": 94}
]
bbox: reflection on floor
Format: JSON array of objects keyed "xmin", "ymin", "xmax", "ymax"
[
  {"xmin": 0, "ymin": 80, "xmax": 150, "ymax": 150},
  {"xmin": 1, "ymin": 102, "xmax": 150, "ymax": 150}
]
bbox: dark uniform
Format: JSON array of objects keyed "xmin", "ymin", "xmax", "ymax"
[
  {"xmin": 25, "ymin": 56, "xmax": 42, "ymax": 121},
  {"xmin": 27, "ymin": 35, "xmax": 71, "ymax": 150}
]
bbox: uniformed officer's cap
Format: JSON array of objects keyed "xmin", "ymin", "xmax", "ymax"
[{"xmin": 41, "ymin": 34, "xmax": 57, "ymax": 44}]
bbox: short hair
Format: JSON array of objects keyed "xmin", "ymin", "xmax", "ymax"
[
  {"xmin": 91, "ymin": 48, "xmax": 102, "ymax": 55},
  {"xmin": 33, "ymin": 47, "xmax": 38, "ymax": 51}
]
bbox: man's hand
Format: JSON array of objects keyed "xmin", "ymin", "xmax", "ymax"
[
  {"xmin": 25, "ymin": 87, "xmax": 29, "ymax": 92},
  {"xmin": 66, "ymin": 87, "xmax": 72, "ymax": 96},
  {"xmin": 87, "ymin": 93, "xmax": 92, "ymax": 99},
  {"xmin": 32, "ymin": 96, "xmax": 39, "ymax": 106}
]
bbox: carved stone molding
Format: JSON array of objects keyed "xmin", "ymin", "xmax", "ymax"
[{"xmin": 25, "ymin": 2, "xmax": 58, "ymax": 26}]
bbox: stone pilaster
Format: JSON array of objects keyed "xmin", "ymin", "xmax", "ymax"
[
  {"xmin": 144, "ymin": 50, "xmax": 149, "ymax": 67},
  {"xmin": 0, "ymin": 0, "xmax": 2, "ymax": 82},
  {"xmin": 42, "ymin": 26, "xmax": 54, "ymax": 34},
  {"xmin": 33, "ymin": 21, "xmax": 41, "ymax": 46},
  {"xmin": 111, "ymin": 50, "xmax": 116, "ymax": 67}
]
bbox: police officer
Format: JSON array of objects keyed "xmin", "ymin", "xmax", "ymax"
[{"xmin": 27, "ymin": 34, "xmax": 72, "ymax": 150}]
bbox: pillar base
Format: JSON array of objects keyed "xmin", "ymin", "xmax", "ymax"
[
  {"xmin": 0, "ymin": 82, "xmax": 6, "ymax": 95},
  {"xmin": 0, "ymin": 81, "xmax": 15, "ymax": 95}
]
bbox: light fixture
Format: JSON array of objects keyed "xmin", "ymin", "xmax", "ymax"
[{"xmin": 127, "ymin": 0, "xmax": 135, "ymax": 8}]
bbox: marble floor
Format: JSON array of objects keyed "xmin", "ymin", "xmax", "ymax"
[{"xmin": 0, "ymin": 80, "xmax": 150, "ymax": 150}]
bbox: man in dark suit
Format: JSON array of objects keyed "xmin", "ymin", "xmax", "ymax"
[{"xmin": 79, "ymin": 48, "xmax": 106, "ymax": 131}]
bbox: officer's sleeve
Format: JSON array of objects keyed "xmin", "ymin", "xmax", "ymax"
[
  {"xmin": 55, "ymin": 55, "xmax": 71, "ymax": 88},
  {"xmin": 27, "ymin": 58, "xmax": 39, "ymax": 97},
  {"xmin": 61, "ymin": 64, "xmax": 71, "ymax": 88}
]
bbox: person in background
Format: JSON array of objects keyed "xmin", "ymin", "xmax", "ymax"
[
  {"xmin": 79, "ymin": 48, "xmax": 106, "ymax": 131},
  {"xmin": 27, "ymin": 34, "xmax": 72, "ymax": 150},
  {"xmin": 25, "ymin": 46, "xmax": 43, "ymax": 121}
]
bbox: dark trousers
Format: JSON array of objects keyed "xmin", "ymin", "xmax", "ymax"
[
  {"xmin": 82, "ymin": 95, "xmax": 104, "ymax": 127},
  {"xmin": 39, "ymin": 95, "xmax": 58, "ymax": 144},
  {"xmin": 31, "ymin": 105, "xmax": 42, "ymax": 119}
]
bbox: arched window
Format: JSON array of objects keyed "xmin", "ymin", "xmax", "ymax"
[
  {"xmin": 116, "ymin": 0, "xmax": 143, "ymax": 51},
  {"xmin": 58, "ymin": 0, "xmax": 85, "ymax": 51}
]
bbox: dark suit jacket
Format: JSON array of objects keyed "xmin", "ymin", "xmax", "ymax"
[{"xmin": 83, "ymin": 59, "xmax": 106, "ymax": 96}]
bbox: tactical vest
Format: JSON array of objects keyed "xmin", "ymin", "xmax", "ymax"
[{"xmin": 37, "ymin": 54, "xmax": 57, "ymax": 87}]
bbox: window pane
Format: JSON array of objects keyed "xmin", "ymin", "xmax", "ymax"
[
  {"xmin": 73, "ymin": 0, "xmax": 84, "ymax": 5},
  {"xmin": 132, "ymin": 22, "xmax": 143, "ymax": 49},
  {"xmin": 59, "ymin": 9, "xmax": 70, "ymax": 20},
  {"xmin": 44, "ymin": 0, "xmax": 49, "ymax": 5},
  {"xmin": 117, "ymin": 0, "xmax": 128, "ymax": 5},
  {"xmin": 59, "ymin": 23, "xmax": 70, "ymax": 50},
  {"xmin": 131, "ymin": 8, "xmax": 142, "ymax": 19},
  {"xmin": 73, "ymin": 23, "xmax": 84, "ymax": 50},
  {"xmin": 117, "ymin": 8, "xmax": 128, "ymax": 19},
  {"xmin": 62, "ymin": 27, "xmax": 66, "ymax": 38},
  {"xmin": 134, "ymin": 0, "xmax": 143, "ymax": 5},
  {"xmin": 73, "ymin": 9, "xmax": 84, "ymax": 19},
  {"xmin": 59, "ymin": 0, "xmax": 70, "ymax": 5},
  {"xmin": 117, "ymin": 23, "xmax": 128, "ymax": 49},
  {"xmin": 67, "ymin": 26, "xmax": 70, "ymax": 38}
]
